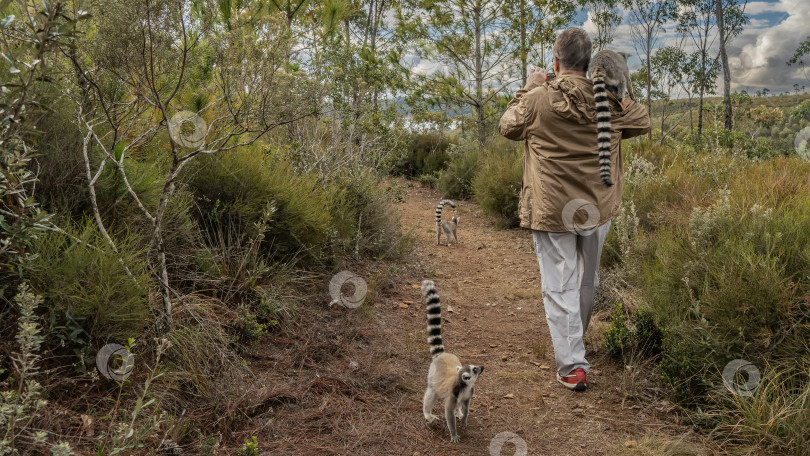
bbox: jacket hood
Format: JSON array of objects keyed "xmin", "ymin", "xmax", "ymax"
[{"xmin": 547, "ymin": 74, "xmax": 596, "ymax": 125}]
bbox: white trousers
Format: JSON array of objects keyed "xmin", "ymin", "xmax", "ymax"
[{"xmin": 532, "ymin": 220, "xmax": 611, "ymax": 376}]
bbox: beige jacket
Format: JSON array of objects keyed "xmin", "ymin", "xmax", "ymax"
[{"xmin": 498, "ymin": 74, "xmax": 650, "ymax": 232}]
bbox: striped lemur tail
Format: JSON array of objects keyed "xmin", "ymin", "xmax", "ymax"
[
  {"xmin": 421, "ymin": 280, "xmax": 444, "ymax": 356},
  {"xmin": 435, "ymin": 199, "xmax": 456, "ymax": 225},
  {"xmin": 592, "ymin": 69, "xmax": 613, "ymax": 187}
]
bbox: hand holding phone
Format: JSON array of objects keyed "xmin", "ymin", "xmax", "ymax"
[{"xmin": 525, "ymin": 68, "xmax": 548, "ymax": 89}]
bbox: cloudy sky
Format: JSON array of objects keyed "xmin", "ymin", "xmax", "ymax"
[
  {"xmin": 403, "ymin": 0, "xmax": 810, "ymax": 97},
  {"xmin": 583, "ymin": 0, "xmax": 810, "ymax": 94}
]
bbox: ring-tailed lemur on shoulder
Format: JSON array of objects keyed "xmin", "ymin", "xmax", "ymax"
[
  {"xmin": 421, "ymin": 280, "xmax": 483, "ymax": 443},
  {"xmin": 435, "ymin": 199, "xmax": 459, "ymax": 246},
  {"xmin": 587, "ymin": 50, "xmax": 634, "ymax": 187}
]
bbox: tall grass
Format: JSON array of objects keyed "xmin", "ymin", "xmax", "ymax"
[
  {"xmin": 26, "ymin": 219, "xmax": 151, "ymax": 342},
  {"xmin": 472, "ymin": 140, "xmax": 523, "ymax": 227},
  {"xmin": 601, "ymin": 138, "xmax": 810, "ymax": 453},
  {"xmin": 713, "ymin": 363, "xmax": 810, "ymax": 455}
]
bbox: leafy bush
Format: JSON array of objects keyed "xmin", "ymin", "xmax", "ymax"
[
  {"xmin": 472, "ymin": 140, "xmax": 522, "ymax": 227},
  {"xmin": 789, "ymin": 99, "xmax": 810, "ymax": 121},
  {"xmin": 437, "ymin": 143, "xmax": 479, "ymax": 199},
  {"xmin": 184, "ymin": 147, "xmax": 332, "ymax": 262},
  {"xmin": 327, "ymin": 170, "xmax": 405, "ymax": 259},
  {"xmin": 391, "ymin": 133, "xmax": 455, "ymax": 178},
  {"xmin": 26, "ymin": 220, "xmax": 151, "ymax": 344},
  {"xmin": 603, "ymin": 302, "xmax": 632, "ymax": 358},
  {"xmin": 609, "ymin": 141, "xmax": 810, "ymax": 417},
  {"xmin": 602, "ymin": 302, "xmax": 662, "ymax": 359}
]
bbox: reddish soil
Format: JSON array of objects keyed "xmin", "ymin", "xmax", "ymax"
[{"xmin": 242, "ymin": 179, "xmax": 715, "ymax": 456}]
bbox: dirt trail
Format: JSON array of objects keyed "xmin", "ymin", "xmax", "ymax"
[
  {"xmin": 248, "ymin": 179, "xmax": 710, "ymax": 456},
  {"xmin": 379, "ymin": 181, "xmax": 685, "ymax": 456}
]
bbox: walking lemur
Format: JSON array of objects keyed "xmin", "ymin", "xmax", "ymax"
[{"xmin": 421, "ymin": 280, "xmax": 483, "ymax": 443}]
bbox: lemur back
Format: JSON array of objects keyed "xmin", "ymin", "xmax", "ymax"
[
  {"xmin": 588, "ymin": 50, "xmax": 633, "ymax": 187},
  {"xmin": 421, "ymin": 280, "xmax": 483, "ymax": 443},
  {"xmin": 435, "ymin": 199, "xmax": 459, "ymax": 246}
]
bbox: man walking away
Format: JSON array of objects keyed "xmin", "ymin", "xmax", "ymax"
[{"xmin": 498, "ymin": 28, "xmax": 649, "ymax": 391}]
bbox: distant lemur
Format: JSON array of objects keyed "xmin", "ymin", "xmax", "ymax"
[
  {"xmin": 588, "ymin": 50, "xmax": 633, "ymax": 187},
  {"xmin": 421, "ymin": 280, "xmax": 483, "ymax": 443},
  {"xmin": 435, "ymin": 199, "xmax": 459, "ymax": 246}
]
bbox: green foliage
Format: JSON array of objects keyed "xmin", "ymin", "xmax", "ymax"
[
  {"xmin": 47, "ymin": 309, "xmax": 94, "ymax": 374},
  {"xmin": 327, "ymin": 170, "xmax": 404, "ymax": 259},
  {"xmin": 788, "ymin": 36, "xmax": 810, "ymax": 66},
  {"xmin": 26, "ymin": 220, "xmax": 151, "ymax": 343},
  {"xmin": 392, "ymin": 133, "xmax": 455, "ymax": 178},
  {"xmin": 232, "ymin": 306, "xmax": 267, "ymax": 345},
  {"xmin": 1, "ymin": 283, "xmax": 75, "ymax": 455},
  {"xmin": 184, "ymin": 148, "xmax": 332, "ymax": 261},
  {"xmin": 602, "ymin": 302, "xmax": 662, "ymax": 359},
  {"xmin": 612, "ymin": 141, "xmax": 810, "ymax": 419},
  {"xmin": 603, "ymin": 302, "xmax": 632, "ymax": 358},
  {"xmin": 237, "ymin": 436, "xmax": 259, "ymax": 456},
  {"xmin": 472, "ymin": 141, "xmax": 522, "ymax": 227},
  {"xmin": 715, "ymin": 363, "xmax": 810, "ymax": 456},
  {"xmin": 437, "ymin": 143, "xmax": 479, "ymax": 200},
  {"xmin": 789, "ymin": 99, "xmax": 810, "ymax": 121}
]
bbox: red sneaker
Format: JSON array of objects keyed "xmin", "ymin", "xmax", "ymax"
[{"xmin": 557, "ymin": 368, "xmax": 587, "ymax": 391}]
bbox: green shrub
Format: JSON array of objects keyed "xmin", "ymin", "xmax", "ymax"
[
  {"xmin": 603, "ymin": 302, "xmax": 632, "ymax": 358},
  {"xmin": 183, "ymin": 147, "xmax": 332, "ymax": 262},
  {"xmin": 417, "ymin": 173, "xmax": 438, "ymax": 188},
  {"xmin": 26, "ymin": 219, "xmax": 151, "ymax": 344},
  {"xmin": 391, "ymin": 133, "xmax": 455, "ymax": 177},
  {"xmin": 613, "ymin": 144, "xmax": 810, "ymax": 413},
  {"xmin": 472, "ymin": 141, "xmax": 522, "ymax": 227},
  {"xmin": 327, "ymin": 170, "xmax": 404, "ymax": 259},
  {"xmin": 789, "ymin": 99, "xmax": 810, "ymax": 121},
  {"xmin": 602, "ymin": 302, "xmax": 662, "ymax": 359},
  {"xmin": 437, "ymin": 143, "xmax": 479, "ymax": 199}
]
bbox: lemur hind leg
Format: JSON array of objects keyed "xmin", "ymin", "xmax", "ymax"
[{"xmin": 423, "ymin": 387, "xmax": 439, "ymax": 424}]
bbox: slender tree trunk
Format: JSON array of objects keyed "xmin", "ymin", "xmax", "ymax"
[
  {"xmin": 660, "ymin": 102, "xmax": 666, "ymax": 145},
  {"xmin": 688, "ymin": 95, "xmax": 694, "ymax": 133},
  {"xmin": 697, "ymin": 88, "xmax": 704, "ymax": 138},
  {"xmin": 716, "ymin": 0, "xmax": 733, "ymax": 130},
  {"xmin": 520, "ymin": 0, "xmax": 528, "ymax": 86},
  {"xmin": 646, "ymin": 34, "xmax": 653, "ymax": 139},
  {"xmin": 697, "ymin": 46, "xmax": 707, "ymax": 138},
  {"xmin": 474, "ymin": 0, "xmax": 485, "ymax": 147}
]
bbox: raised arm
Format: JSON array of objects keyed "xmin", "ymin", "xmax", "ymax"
[
  {"xmin": 617, "ymin": 98, "xmax": 651, "ymax": 139},
  {"xmin": 498, "ymin": 69, "xmax": 546, "ymax": 141}
]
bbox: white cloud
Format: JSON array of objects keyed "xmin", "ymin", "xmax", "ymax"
[
  {"xmin": 744, "ymin": 1, "xmax": 790, "ymax": 16},
  {"xmin": 728, "ymin": 0, "xmax": 810, "ymax": 92}
]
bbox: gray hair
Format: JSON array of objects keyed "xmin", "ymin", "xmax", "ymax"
[{"xmin": 553, "ymin": 28, "xmax": 592, "ymax": 72}]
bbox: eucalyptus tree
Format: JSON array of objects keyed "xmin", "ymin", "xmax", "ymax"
[
  {"xmin": 504, "ymin": 0, "xmax": 575, "ymax": 86},
  {"xmin": 584, "ymin": 0, "xmax": 622, "ymax": 51},
  {"xmin": 398, "ymin": 0, "xmax": 516, "ymax": 146},
  {"xmin": 650, "ymin": 46, "xmax": 688, "ymax": 143},
  {"xmin": 622, "ymin": 0, "xmax": 675, "ymax": 138},
  {"xmin": 677, "ymin": 0, "xmax": 746, "ymax": 137},
  {"xmin": 715, "ymin": 0, "xmax": 748, "ymax": 130}
]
